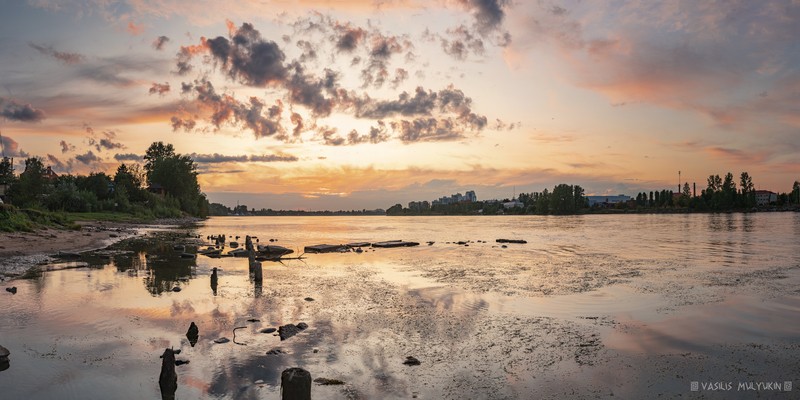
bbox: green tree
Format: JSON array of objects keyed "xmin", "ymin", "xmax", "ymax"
[
  {"xmin": 7, "ymin": 157, "xmax": 47, "ymax": 207},
  {"xmin": 0, "ymin": 158, "xmax": 14, "ymax": 185},
  {"xmin": 143, "ymin": 142, "xmax": 207, "ymax": 216},
  {"xmin": 792, "ymin": 181, "xmax": 800, "ymax": 205},
  {"xmin": 682, "ymin": 182, "xmax": 691, "ymax": 198},
  {"xmin": 721, "ymin": 172, "xmax": 736, "ymax": 209},
  {"xmin": 573, "ymin": 185, "xmax": 586, "ymax": 210}
]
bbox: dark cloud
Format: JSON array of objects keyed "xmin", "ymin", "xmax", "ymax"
[
  {"xmin": 206, "ymin": 22, "xmax": 288, "ymax": 86},
  {"xmin": 391, "ymin": 118, "xmax": 466, "ymax": 143},
  {"xmin": 334, "ymin": 25, "xmax": 367, "ymax": 52},
  {"xmin": 296, "ymin": 40, "xmax": 317, "ymax": 62},
  {"xmin": 98, "ymin": 138, "xmax": 125, "ymax": 151},
  {"xmin": 75, "ymin": 150, "xmax": 101, "ymax": 165},
  {"xmin": 29, "ymin": 42, "xmax": 85, "ymax": 64},
  {"xmin": 346, "ymin": 121, "xmax": 390, "ymax": 145},
  {"xmin": 458, "ymin": 0, "xmax": 510, "ymax": 34},
  {"xmin": 285, "ymin": 64, "xmax": 337, "ymax": 117},
  {"xmin": 170, "ymin": 116, "xmax": 197, "ymax": 132},
  {"xmin": 148, "ymin": 82, "xmax": 170, "ymax": 96},
  {"xmin": 46, "ymin": 154, "xmax": 70, "ymax": 173},
  {"xmin": 184, "ymin": 79, "xmax": 285, "ymax": 138},
  {"xmin": 441, "ymin": 25, "xmax": 485, "ymax": 60},
  {"xmin": 361, "ymin": 33, "xmax": 412, "ymax": 88},
  {"xmin": 153, "ymin": 35, "xmax": 170, "ymax": 50},
  {"xmin": 0, "ymin": 97, "xmax": 46, "ymax": 122},
  {"xmin": 0, "ymin": 135, "xmax": 29, "ymax": 157},
  {"xmin": 114, "ymin": 153, "xmax": 142, "ymax": 161},
  {"xmin": 190, "ymin": 152, "xmax": 298, "ymax": 163},
  {"xmin": 318, "ymin": 126, "xmax": 346, "ymax": 146},
  {"xmin": 59, "ymin": 140, "xmax": 75, "ymax": 153},
  {"xmin": 390, "ymin": 68, "xmax": 409, "ymax": 89}
]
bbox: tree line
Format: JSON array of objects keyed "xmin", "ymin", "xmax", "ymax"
[
  {"xmin": 0, "ymin": 142, "xmax": 208, "ymax": 218},
  {"xmin": 387, "ymin": 173, "xmax": 800, "ymax": 216}
]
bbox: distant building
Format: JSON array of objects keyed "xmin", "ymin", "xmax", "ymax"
[
  {"xmin": 43, "ymin": 166, "xmax": 59, "ymax": 181},
  {"xmin": 466, "ymin": 190, "xmax": 477, "ymax": 202},
  {"xmin": 754, "ymin": 190, "xmax": 777, "ymax": 206},
  {"xmin": 587, "ymin": 195, "xmax": 631, "ymax": 207},
  {"xmin": 503, "ymin": 199, "xmax": 524, "ymax": 209},
  {"xmin": 431, "ymin": 190, "xmax": 477, "ymax": 206}
]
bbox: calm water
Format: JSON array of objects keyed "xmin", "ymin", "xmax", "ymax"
[{"xmin": 1, "ymin": 213, "xmax": 799, "ymax": 399}]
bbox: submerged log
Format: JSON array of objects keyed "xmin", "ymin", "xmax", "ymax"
[
  {"xmin": 281, "ymin": 367, "xmax": 311, "ymax": 400},
  {"xmin": 159, "ymin": 348, "xmax": 177, "ymax": 400}
]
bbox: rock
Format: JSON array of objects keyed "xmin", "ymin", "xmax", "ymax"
[
  {"xmin": 403, "ymin": 356, "xmax": 421, "ymax": 366},
  {"xmin": 296, "ymin": 322, "xmax": 308, "ymax": 330},
  {"xmin": 186, "ymin": 322, "xmax": 199, "ymax": 347},
  {"xmin": 266, "ymin": 348, "xmax": 287, "ymax": 355},
  {"xmin": 304, "ymin": 297, "xmax": 314, "ymax": 302},
  {"xmin": 278, "ymin": 324, "xmax": 301, "ymax": 341},
  {"xmin": 5, "ymin": 287, "xmax": 17, "ymax": 294},
  {"xmin": 213, "ymin": 337, "xmax": 230, "ymax": 344},
  {"xmin": 260, "ymin": 327, "xmax": 277, "ymax": 334},
  {"xmin": 246, "ymin": 318, "xmax": 260, "ymax": 322},
  {"xmin": 171, "ymin": 287, "xmax": 181, "ymax": 292},
  {"xmin": 174, "ymin": 360, "xmax": 190, "ymax": 366},
  {"xmin": 0, "ymin": 345, "xmax": 9, "ymax": 359},
  {"xmin": 314, "ymin": 377, "xmax": 345, "ymax": 385},
  {"xmin": 109, "ymin": 233, "xmax": 119, "ymax": 238}
]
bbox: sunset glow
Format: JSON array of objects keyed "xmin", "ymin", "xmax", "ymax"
[{"xmin": 1, "ymin": 0, "xmax": 798, "ymax": 210}]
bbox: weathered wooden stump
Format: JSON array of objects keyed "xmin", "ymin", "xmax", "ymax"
[
  {"xmin": 186, "ymin": 322, "xmax": 199, "ymax": 347},
  {"xmin": 281, "ymin": 367, "xmax": 311, "ymax": 400},
  {"xmin": 159, "ymin": 348, "xmax": 177, "ymax": 400}
]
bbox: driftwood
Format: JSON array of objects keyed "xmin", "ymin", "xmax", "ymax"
[
  {"xmin": 281, "ymin": 368, "xmax": 311, "ymax": 400},
  {"xmin": 232, "ymin": 326, "xmax": 247, "ymax": 346}
]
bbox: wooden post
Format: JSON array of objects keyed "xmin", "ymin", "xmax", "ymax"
[
  {"xmin": 281, "ymin": 367, "xmax": 311, "ymax": 400},
  {"xmin": 159, "ymin": 348, "xmax": 177, "ymax": 400}
]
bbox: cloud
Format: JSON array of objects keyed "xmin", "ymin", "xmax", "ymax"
[
  {"xmin": 0, "ymin": 97, "xmax": 46, "ymax": 122},
  {"xmin": 334, "ymin": 24, "xmax": 367, "ymax": 52},
  {"xmin": 190, "ymin": 152, "xmax": 299, "ymax": 163},
  {"xmin": 97, "ymin": 138, "xmax": 125, "ymax": 151},
  {"xmin": 205, "ymin": 22, "xmax": 288, "ymax": 86},
  {"xmin": 148, "ymin": 82, "xmax": 170, "ymax": 96},
  {"xmin": 0, "ymin": 135, "xmax": 29, "ymax": 157},
  {"xmin": 114, "ymin": 153, "xmax": 142, "ymax": 161},
  {"xmin": 181, "ymin": 79, "xmax": 286, "ymax": 138},
  {"xmin": 127, "ymin": 21, "xmax": 144, "ymax": 36},
  {"xmin": 59, "ymin": 140, "xmax": 75, "ymax": 153},
  {"xmin": 439, "ymin": 25, "xmax": 485, "ymax": 60},
  {"xmin": 153, "ymin": 35, "xmax": 170, "ymax": 50},
  {"xmin": 458, "ymin": 0, "xmax": 510, "ymax": 34},
  {"xmin": 46, "ymin": 154, "xmax": 71, "ymax": 173},
  {"xmin": 28, "ymin": 42, "xmax": 86, "ymax": 64},
  {"xmin": 75, "ymin": 150, "xmax": 101, "ymax": 165},
  {"xmin": 510, "ymin": 1, "xmax": 800, "ymax": 133},
  {"xmin": 391, "ymin": 117, "xmax": 466, "ymax": 142},
  {"xmin": 170, "ymin": 116, "xmax": 197, "ymax": 132}
]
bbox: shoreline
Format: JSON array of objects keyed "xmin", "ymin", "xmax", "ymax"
[{"xmin": 0, "ymin": 217, "xmax": 203, "ymax": 280}]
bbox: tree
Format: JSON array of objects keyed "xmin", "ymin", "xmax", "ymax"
[
  {"xmin": 721, "ymin": 172, "xmax": 736, "ymax": 209},
  {"xmin": 573, "ymin": 185, "xmax": 586, "ymax": 210},
  {"xmin": 682, "ymin": 182, "xmax": 691, "ymax": 198},
  {"xmin": 0, "ymin": 158, "xmax": 14, "ymax": 185},
  {"xmin": 143, "ymin": 142, "xmax": 207, "ymax": 216},
  {"xmin": 792, "ymin": 181, "xmax": 800, "ymax": 205},
  {"xmin": 7, "ymin": 157, "xmax": 47, "ymax": 207},
  {"xmin": 739, "ymin": 172, "xmax": 755, "ymax": 208},
  {"xmin": 707, "ymin": 175, "xmax": 722, "ymax": 192}
]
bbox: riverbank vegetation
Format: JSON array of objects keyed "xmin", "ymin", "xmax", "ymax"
[
  {"xmin": 387, "ymin": 173, "xmax": 800, "ymax": 216},
  {"xmin": 0, "ymin": 142, "xmax": 208, "ymax": 231}
]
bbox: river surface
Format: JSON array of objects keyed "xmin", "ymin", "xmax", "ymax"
[{"xmin": 1, "ymin": 214, "xmax": 799, "ymax": 399}]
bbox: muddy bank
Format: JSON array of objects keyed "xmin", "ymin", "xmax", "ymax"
[{"xmin": 0, "ymin": 218, "xmax": 202, "ymax": 279}]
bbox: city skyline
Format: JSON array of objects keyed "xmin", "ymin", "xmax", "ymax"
[{"xmin": 1, "ymin": 1, "xmax": 798, "ymax": 210}]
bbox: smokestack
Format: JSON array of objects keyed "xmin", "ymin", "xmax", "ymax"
[{"xmin": 693, "ymin": 182, "xmax": 696, "ymax": 198}]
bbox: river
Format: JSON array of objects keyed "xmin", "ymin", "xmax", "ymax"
[{"xmin": 1, "ymin": 213, "xmax": 799, "ymax": 399}]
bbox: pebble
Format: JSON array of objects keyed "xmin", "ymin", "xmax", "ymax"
[{"xmin": 214, "ymin": 337, "xmax": 230, "ymax": 344}]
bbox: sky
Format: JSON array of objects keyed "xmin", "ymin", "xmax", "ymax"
[{"xmin": 0, "ymin": 0, "xmax": 798, "ymax": 210}]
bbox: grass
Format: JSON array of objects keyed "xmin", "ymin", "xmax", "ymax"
[{"xmin": 0, "ymin": 206, "xmax": 157, "ymax": 232}]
